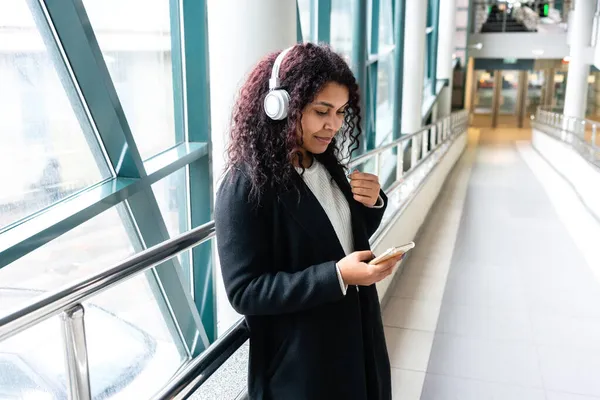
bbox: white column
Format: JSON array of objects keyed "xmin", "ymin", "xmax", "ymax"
[
  {"xmin": 207, "ymin": 0, "xmax": 296, "ymax": 335},
  {"xmin": 436, "ymin": 0, "xmax": 457, "ymax": 118},
  {"xmin": 207, "ymin": 0, "xmax": 296, "ymax": 193},
  {"xmin": 401, "ymin": 0, "xmax": 428, "ymax": 134},
  {"xmin": 564, "ymin": 0, "xmax": 595, "ymax": 119}
]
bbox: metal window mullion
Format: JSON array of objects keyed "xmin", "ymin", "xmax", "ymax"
[
  {"xmin": 310, "ymin": 0, "xmax": 331, "ymax": 43},
  {"xmin": 40, "ymin": 0, "xmax": 144, "ymax": 178},
  {"xmin": 430, "ymin": 0, "xmax": 440, "ymax": 95},
  {"xmin": 352, "ymin": 0, "xmax": 369, "ymax": 154},
  {"xmin": 181, "ymin": 0, "xmax": 216, "ymax": 347},
  {"xmin": 126, "ymin": 190, "xmax": 210, "ymax": 356},
  {"xmin": 392, "ymin": 0, "xmax": 406, "ymax": 170},
  {"xmin": 297, "ymin": 0, "xmax": 304, "ymax": 42},
  {"xmin": 368, "ymin": 63, "xmax": 379, "ymax": 150},
  {"xmin": 367, "ymin": 0, "xmax": 380, "ymax": 150},
  {"xmin": 0, "ymin": 142, "xmax": 206, "ymax": 269},
  {"xmin": 317, "ymin": 0, "xmax": 332, "ymax": 43},
  {"xmin": 25, "ymin": 0, "xmax": 115, "ymax": 179},
  {"xmin": 168, "ymin": 0, "xmax": 192, "ymax": 300},
  {"xmin": 371, "ymin": 0, "xmax": 381, "ymax": 55},
  {"xmin": 169, "ymin": 0, "xmax": 186, "ymax": 145}
]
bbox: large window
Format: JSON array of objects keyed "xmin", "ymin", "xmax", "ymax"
[
  {"xmin": 365, "ymin": 0, "xmax": 396, "ymax": 148},
  {"xmin": 0, "ymin": 2, "xmax": 111, "ymax": 232},
  {"xmin": 331, "ymin": 0, "xmax": 354, "ymax": 64},
  {"xmin": 297, "ymin": 0, "xmax": 312, "ymax": 42},
  {"xmin": 424, "ymin": 0, "xmax": 435, "ymax": 90},
  {"xmin": 83, "ymin": 0, "xmax": 179, "ymax": 160},
  {"xmin": 0, "ymin": 0, "xmax": 214, "ymax": 398}
]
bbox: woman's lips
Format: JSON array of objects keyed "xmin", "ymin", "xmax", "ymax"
[{"xmin": 315, "ymin": 136, "xmax": 332, "ymax": 144}]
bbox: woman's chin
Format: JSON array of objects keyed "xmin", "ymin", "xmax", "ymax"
[{"xmin": 307, "ymin": 144, "xmax": 331, "ymax": 154}]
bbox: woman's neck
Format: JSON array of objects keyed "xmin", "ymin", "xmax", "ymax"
[{"xmin": 293, "ymin": 149, "xmax": 314, "ymax": 169}]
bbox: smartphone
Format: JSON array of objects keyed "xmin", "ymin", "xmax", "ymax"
[{"xmin": 368, "ymin": 242, "xmax": 415, "ymax": 265}]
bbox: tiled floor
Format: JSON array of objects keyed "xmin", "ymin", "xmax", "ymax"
[{"xmin": 384, "ymin": 128, "xmax": 600, "ymax": 399}]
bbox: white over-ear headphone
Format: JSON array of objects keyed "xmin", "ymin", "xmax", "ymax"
[{"xmin": 264, "ymin": 46, "xmax": 294, "ymax": 120}]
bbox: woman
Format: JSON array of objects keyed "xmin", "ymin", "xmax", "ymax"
[{"xmin": 214, "ymin": 43, "xmax": 403, "ymax": 400}]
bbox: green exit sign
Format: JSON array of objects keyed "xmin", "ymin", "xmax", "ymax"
[{"xmin": 503, "ymin": 58, "xmax": 518, "ymax": 64}]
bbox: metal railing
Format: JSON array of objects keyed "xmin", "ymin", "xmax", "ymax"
[
  {"xmin": 350, "ymin": 110, "xmax": 469, "ymax": 189},
  {"xmin": 0, "ymin": 110, "xmax": 470, "ymax": 400},
  {"xmin": 533, "ymin": 108, "xmax": 600, "ymax": 167},
  {"xmin": 471, "ymin": 1, "xmax": 569, "ymax": 33},
  {"xmin": 0, "ymin": 221, "xmax": 218, "ymax": 400}
]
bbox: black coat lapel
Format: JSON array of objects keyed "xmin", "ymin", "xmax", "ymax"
[{"xmin": 278, "ymin": 172, "xmax": 346, "ymax": 258}]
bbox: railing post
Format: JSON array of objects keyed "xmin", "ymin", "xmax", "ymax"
[
  {"xmin": 570, "ymin": 117, "xmax": 575, "ymax": 132},
  {"xmin": 375, "ymin": 153, "xmax": 382, "ymax": 178},
  {"xmin": 61, "ymin": 305, "xmax": 92, "ymax": 400},
  {"xmin": 411, "ymin": 136, "xmax": 418, "ymax": 167},
  {"xmin": 396, "ymin": 142, "xmax": 404, "ymax": 181},
  {"xmin": 422, "ymin": 130, "xmax": 428, "ymax": 158},
  {"xmin": 441, "ymin": 120, "xmax": 445, "ymax": 141}
]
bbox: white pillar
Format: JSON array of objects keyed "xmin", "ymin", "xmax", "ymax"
[
  {"xmin": 207, "ymin": 0, "xmax": 296, "ymax": 335},
  {"xmin": 401, "ymin": 0, "xmax": 428, "ymax": 133},
  {"xmin": 564, "ymin": 0, "xmax": 594, "ymax": 119},
  {"xmin": 436, "ymin": 0, "xmax": 457, "ymax": 118},
  {"xmin": 207, "ymin": 0, "xmax": 296, "ymax": 193}
]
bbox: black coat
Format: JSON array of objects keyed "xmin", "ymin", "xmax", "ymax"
[{"xmin": 214, "ymin": 161, "xmax": 391, "ymax": 400}]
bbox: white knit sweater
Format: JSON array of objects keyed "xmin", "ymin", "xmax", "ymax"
[
  {"xmin": 297, "ymin": 160, "xmax": 383, "ymax": 295},
  {"xmin": 299, "ymin": 161, "xmax": 355, "ymax": 256}
]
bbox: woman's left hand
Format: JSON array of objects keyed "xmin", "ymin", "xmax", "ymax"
[{"xmin": 348, "ymin": 171, "xmax": 381, "ymax": 207}]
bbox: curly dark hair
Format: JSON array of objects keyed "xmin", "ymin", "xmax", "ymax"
[{"xmin": 226, "ymin": 42, "xmax": 362, "ymax": 202}]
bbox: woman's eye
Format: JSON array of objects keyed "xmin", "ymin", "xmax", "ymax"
[
  {"xmin": 337, "ymin": 109, "xmax": 346, "ymax": 115},
  {"xmin": 315, "ymin": 110, "xmax": 328, "ymax": 116}
]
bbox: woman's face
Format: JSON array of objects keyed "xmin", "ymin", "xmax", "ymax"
[{"xmin": 298, "ymin": 82, "xmax": 349, "ymax": 156}]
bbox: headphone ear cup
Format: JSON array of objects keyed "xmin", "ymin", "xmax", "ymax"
[{"xmin": 264, "ymin": 89, "xmax": 290, "ymax": 120}]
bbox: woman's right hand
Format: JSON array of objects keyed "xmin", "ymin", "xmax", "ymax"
[{"xmin": 337, "ymin": 250, "xmax": 405, "ymax": 286}]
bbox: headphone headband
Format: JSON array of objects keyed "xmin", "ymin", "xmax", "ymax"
[
  {"xmin": 269, "ymin": 46, "xmax": 294, "ymax": 90},
  {"xmin": 264, "ymin": 46, "xmax": 294, "ymax": 120}
]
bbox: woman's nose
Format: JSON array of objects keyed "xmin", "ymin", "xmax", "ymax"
[{"xmin": 325, "ymin": 114, "xmax": 344, "ymax": 132}]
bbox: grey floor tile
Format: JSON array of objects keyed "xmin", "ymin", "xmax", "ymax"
[
  {"xmin": 530, "ymin": 314, "xmax": 600, "ymax": 350},
  {"xmin": 546, "ymin": 391, "xmax": 600, "ymax": 400},
  {"xmin": 393, "ymin": 274, "xmax": 447, "ymax": 302},
  {"xmin": 383, "ymin": 297, "xmax": 441, "ymax": 331},
  {"xmin": 442, "ymin": 270, "xmax": 526, "ymax": 310},
  {"xmin": 519, "ymin": 266, "xmax": 597, "ymax": 294},
  {"xmin": 525, "ymin": 288, "xmax": 600, "ymax": 319},
  {"xmin": 420, "ymin": 373, "xmax": 546, "ymax": 400},
  {"xmin": 436, "ymin": 301, "xmax": 533, "ymax": 343},
  {"xmin": 391, "ymin": 368, "xmax": 425, "ymax": 400},
  {"xmin": 384, "ymin": 327, "xmax": 434, "ymax": 371},
  {"xmin": 447, "ymin": 260, "xmax": 522, "ymax": 281},
  {"xmin": 538, "ymin": 345, "xmax": 600, "ymax": 397},
  {"xmin": 406, "ymin": 143, "xmax": 600, "ymax": 399},
  {"xmin": 427, "ymin": 333, "xmax": 544, "ymax": 388}
]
